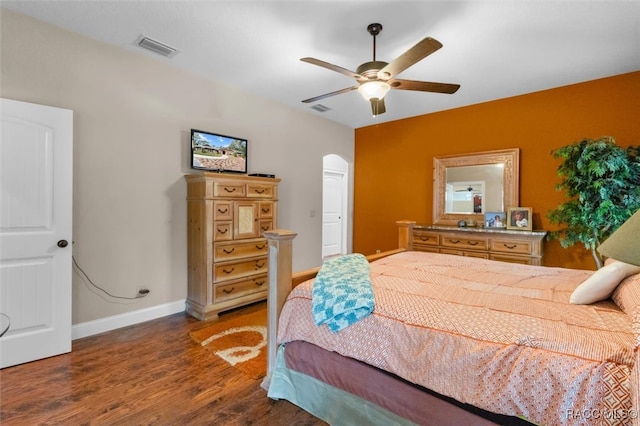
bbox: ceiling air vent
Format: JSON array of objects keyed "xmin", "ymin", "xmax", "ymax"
[
  {"xmin": 310, "ymin": 104, "xmax": 331, "ymax": 113},
  {"xmin": 134, "ymin": 35, "xmax": 179, "ymax": 58}
]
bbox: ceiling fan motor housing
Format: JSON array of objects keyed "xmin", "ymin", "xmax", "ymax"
[{"xmin": 356, "ymin": 61, "xmax": 389, "ymax": 79}]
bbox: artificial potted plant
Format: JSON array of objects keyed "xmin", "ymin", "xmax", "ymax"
[{"xmin": 547, "ymin": 136, "xmax": 640, "ymax": 269}]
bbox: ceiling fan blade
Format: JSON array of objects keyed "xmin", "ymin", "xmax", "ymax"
[
  {"xmin": 302, "ymin": 86, "xmax": 358, "ymax": 103},
  {"xmin": 370, "ymin": 98, "xmax": 386, "ymax": 116},
  {"xmin": 378, "ymin": 37, "xmax": 443, "ymax": 80},
  {"xmin": 389, "ymin": 79, "xmax": 460, "ymax": 94},
  {"xmin": 301, "ymin": 57, "xmax": 366, "ymax": 81}
]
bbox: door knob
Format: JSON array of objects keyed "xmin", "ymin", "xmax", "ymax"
[{"xmin": 57, "ymin": 240, "xmax": 69, "ymax": 248}]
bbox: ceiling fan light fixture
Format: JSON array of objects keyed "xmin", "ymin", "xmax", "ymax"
[{"xmin": 358, "ymin": 81, "xmax": 390, "ymax": 101}]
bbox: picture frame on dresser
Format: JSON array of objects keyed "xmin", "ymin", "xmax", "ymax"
[
  {"xmin": 484, "ymin": 211, "xmax": 506, "ymax": 228},
  {"xmin": 507, "ymin": 207, "xmax": 533, "ymax": 231}
]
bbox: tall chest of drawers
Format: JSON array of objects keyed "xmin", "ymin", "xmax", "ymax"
[
  {"xmin": 412, "ymin": 225, "xmax": 547, "ymax": 265},
  {"xmin": 185, "ymin": 173, "xmax": 280, "ymax": 320}
]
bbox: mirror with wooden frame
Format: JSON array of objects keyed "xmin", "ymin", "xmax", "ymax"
[{"xmin": 433, "ymin": 149, "xmax": 520, "ymax": 226}]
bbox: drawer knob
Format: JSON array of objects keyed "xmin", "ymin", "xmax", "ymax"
[
  {"xmin": 254, "ymin": 280, "xmax": 265, "ymax": 287},
  {"xmin": 223, "ymin": 248, "xmax": 235, "ymax": 254},
  {"xmin": 419, "ymin": 236, "xmax": 430, "ymax": 241},
  {"xmin": 222, "ymin": 267, "xmax": 235, "ymax": 274},
  {"xmin": 222, "ymin": 287, "xmax": 235, "ymax": 294},
  {"xmin": 254, "ymin": 188, "xmax": 265, "ymax": 194},
  {"xmin": 256, "ymin": 244, "xmax": 265, "ymax": 250},
  {"xmin": 217, "ymin": 208, "xmax": 228, "ymax": 214},
  {"xmin": 224, "ymin": 187, "xmax": 236, "ymax": 193},
  {"xmin": 467, "ymin": 241, "xmax": 479, "ymax": 246},
  {"xmin": 450, "ymin": 239, "xmax": 460, "ymax": 244},
  {"xmin": 255, "ymin": 261, "xmax": 265, "ymax": 269},
  {"xmin": 503, "ymin": 243, "xmax": 517, "ymax": 249},
  {"xmin": 262, "ymin": 207, "xmax": 270, "ymax": 213},
  {"xmin": 217, "ymin": 228, "xmax": 228, "ymax": 234}
]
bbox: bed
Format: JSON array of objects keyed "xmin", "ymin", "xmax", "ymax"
[{"xmin": 260, "ymin": 222, "xmax": 640, "ymax": 426}]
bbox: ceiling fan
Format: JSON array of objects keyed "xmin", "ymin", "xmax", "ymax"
[
  {"xmin": 456, "ymin": 186, "xmax": 477, "ymax": 192},
  {"xmin": 301, "ymin": 23, "xmax": 460, "ymax": 116}
]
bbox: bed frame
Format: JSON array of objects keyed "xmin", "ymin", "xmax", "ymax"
[{"xmin": 260, "ymin": 220, "xmax": 416, "ymax": 391}]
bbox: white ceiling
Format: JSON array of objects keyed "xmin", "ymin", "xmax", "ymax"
[{"xmin": 3, "ymin": 0, "xmax": 639, "ymax": 129}]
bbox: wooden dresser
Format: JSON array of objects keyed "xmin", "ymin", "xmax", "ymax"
[
  {"xmin": 411, "ymin": 225, "xmax": 547, "ymax": 265},
  {"xmin": 185, "ymin": 173, "xmax": 280, "ymax": 320}
]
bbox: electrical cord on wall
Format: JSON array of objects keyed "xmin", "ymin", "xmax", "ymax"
[{"xmin": 72, "ymin": 256, "xmax": 149, "ymax": 300}]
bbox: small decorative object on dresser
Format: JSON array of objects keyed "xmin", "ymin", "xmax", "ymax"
[
  {"xmin": 484, "ymin": 211, "xmax": 506, "ymax": 228},
  {"xmin": 185, "ymin": 173, "xmax": 280, "ymax": 320},
  {"xmin": 506, "ymin": 207, "xmax": 533, "ymax": 231}
]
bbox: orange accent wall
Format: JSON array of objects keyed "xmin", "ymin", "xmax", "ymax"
[{"xmin": 354, "ymin": 71, "xmax": 640, "ymax": 270}]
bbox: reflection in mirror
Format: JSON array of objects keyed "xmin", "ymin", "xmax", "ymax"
[
  {"xmin": 446, "ymin": 164, "xmax": 504, "ymax": 213},
  {"xmin": 446, "ymin": 180, "xmax": 486, "ymax": 213},
  {"xmin": 433, "ymin": 149, "xmax": 519, "ymax": 226}
]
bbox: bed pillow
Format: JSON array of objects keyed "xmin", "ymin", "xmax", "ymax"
[
  {"xmin": 570, "ymin": 260, "xmax": 640, "ymax": 305},
  {"xmin": 612, "ymin": 268, "xmax": 640, "ymax": 315},
  {"xmin": 612, "ymin": 268, "xmax": 640, "ymax": 350}
]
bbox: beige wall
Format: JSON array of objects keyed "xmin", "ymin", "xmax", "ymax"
[{"xmin": 1, "ymin": 9, "xmax": 354, "ymax": 324}]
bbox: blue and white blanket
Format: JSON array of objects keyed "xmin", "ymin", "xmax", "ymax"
[{"xmin": 312, "ymin": 253, "xmax": 375, "ymax": 333}]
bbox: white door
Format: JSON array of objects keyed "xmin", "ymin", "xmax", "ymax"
[
  {"xmin": 322, "ymin": 170, "xmax": 345, "ymax": 258},
  {"xmin": 0, "ymin": 98, "xmax": 73, "ymax": 368}
]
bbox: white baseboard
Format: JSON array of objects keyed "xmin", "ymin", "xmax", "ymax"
[{"xmin": 72, "ymin": 299, "xmax": 186, "ymax": 340}]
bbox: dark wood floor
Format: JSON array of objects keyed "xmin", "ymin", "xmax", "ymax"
[{"xmin": 0, "ymin": 302, "xmax": 326, "ymax": 425}]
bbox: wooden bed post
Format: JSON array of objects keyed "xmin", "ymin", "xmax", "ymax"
[
  {"xmin": 261, "ymin": 229, "xmax": 297, "ymax": 391},
  {"xmin": 396, "ymin": 220, "xmax": 415, "ymax": 250}
]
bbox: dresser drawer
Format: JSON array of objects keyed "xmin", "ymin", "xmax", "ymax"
[
  {"xmin": 214, "ymin": 274, "xmax": 267, "ymax": 303},
  {"xmin": 213, "ymin": 182, "xmax": 246, "ymax": 198},
  {"xmin": 259, "ymin": 219, "xmax": 274, "ymax": 235},
  {"xmin": 214, "ymin": 256, "xmax": 268, "ymax": 283},
  {"xmin": 441, "ymin": 234, "xmax": 488, "ymax": 251},
  {"xmin": 214, "ymin": 222, "xmax": 232, "ymax": 241},
  {"xmin": 414, "ymin": 246, "xmax": 440, "ymax": 254},
  {"xmin": 214, "ymin": 239, "xmax": 268, "ymax": 262},
  {"xmin": 440, "ymin": 248, "xmax": 465, "ymax": 256},
  {"xmin": 213, "ymin": 201, "xmax": 233, "ymax": 221},
  {"xmin": 247, "ymin": 183, "xmax": 276, "ymax": 198},
  {"xmin": 412, "ymin": 230, "xmax": 439, "ymax": 247},
  {"xmin": 489, "ymin": 253, "xmax": 534, "ymax": 265},
  {"xmin": 464, "ymin": 251, "xmax": 490, "ymax": 259},
  {"xmin": 259, "ymin": 201, "xmax": 275, "ymax": 218},
  {"xmin": 490, "ymin": 238, "xmax": 533, "ymax": 255}
]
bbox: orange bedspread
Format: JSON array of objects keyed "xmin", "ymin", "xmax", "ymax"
[{"xmin": 277, "ymin": 251, "xmax": 638, "ymax": 426}]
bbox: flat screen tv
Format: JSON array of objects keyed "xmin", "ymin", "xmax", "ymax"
[{"xmin": 190, "ymin": 129, "xmax": 247, "ymax": 174}]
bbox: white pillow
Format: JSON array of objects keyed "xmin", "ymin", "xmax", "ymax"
[{"xmin": 570, "ymin": 261, "xmax": 640, "ymax": 304}]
